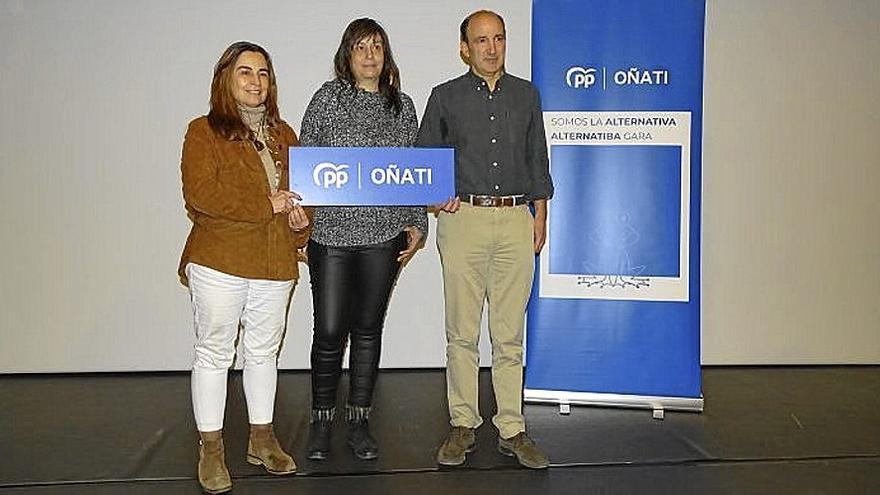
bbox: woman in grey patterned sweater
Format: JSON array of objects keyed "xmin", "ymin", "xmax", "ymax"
[{"xmin": 299, "ymin": 18, "xmax": 427, "ymax": 462}]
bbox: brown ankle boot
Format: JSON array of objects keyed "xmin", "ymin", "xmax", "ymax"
[
  {"xmin": 247, "ymin": 423, "xmax": 296, "ymax": 475},
  {"xmin": 198, "ymin": 430, "xmax": 232, "ymax": 494}
]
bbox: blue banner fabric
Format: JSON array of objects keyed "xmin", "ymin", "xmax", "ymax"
[
  {"xmin": 290, "ymin": 147, "xmax": 455, "ymax": 206},
  {"xmin": 526, "ymin": 0, "xmax": 705, "ymax": 403}
]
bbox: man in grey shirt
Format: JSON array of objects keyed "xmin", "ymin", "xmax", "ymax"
[{"xmin": 417, "ymin": 9, "xmax": 553, "ymax": 469}]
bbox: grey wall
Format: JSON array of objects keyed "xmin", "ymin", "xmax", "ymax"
[
  {"xmin": 701, "ymin": 0, "xmax": 880, "ymax": 363},
  {"xmin": 0, "ymin": 0, "xmax": 877, "ymax": 372}
]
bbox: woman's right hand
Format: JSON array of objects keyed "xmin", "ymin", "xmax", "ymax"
[
  {"xmin": 288, "ymin": 204, "xmax": 310, "ymax": 231},
  {"xmin": 269, "ymin": 190, "xmax": 298, "ymax": 214}
]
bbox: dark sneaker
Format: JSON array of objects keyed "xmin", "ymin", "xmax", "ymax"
[
  {"xmin": 436, "ymin": 426, "xmax": 476, "ymax": 466},
  {"xmin": 498, "ymin": 432, "xmax": 549, "ymax": 469}
]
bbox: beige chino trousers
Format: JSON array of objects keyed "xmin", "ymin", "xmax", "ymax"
[{"xmin": 437, "ymin": 203, "xmax": 535, "ymax": 439}]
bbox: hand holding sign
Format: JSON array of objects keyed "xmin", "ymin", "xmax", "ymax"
[
  {"xmin": 434, "ymin": 196, "xmax": 461, "ymax": 214},
  {"xmin": 270, "ymin": 190, "xmax": 297, "ymax": 214},
  {"xmin": 288, "ymin": 205, "xmax": 309, "ymax": 231}
]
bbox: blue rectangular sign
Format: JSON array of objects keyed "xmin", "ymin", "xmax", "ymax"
[{"xmin": 290, "ymin": 147, "xmax": 455, "ymax": 206}]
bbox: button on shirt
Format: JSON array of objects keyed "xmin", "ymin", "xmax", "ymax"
[{"xmin": 417, "ymin": 71, "xmax": 553, "ymax": 202}]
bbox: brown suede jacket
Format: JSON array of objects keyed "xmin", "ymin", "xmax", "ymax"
[{"xmin": 178, "ymin": 116, "xmax": 312, "ymax": 286}]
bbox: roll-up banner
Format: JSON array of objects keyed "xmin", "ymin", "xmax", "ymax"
[{"xmin": 526, "ymin": 0, "xmax": 705, "ymax": 411}]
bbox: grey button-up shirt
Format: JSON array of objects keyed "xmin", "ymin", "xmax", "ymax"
[{"xmin": 417, "ymin": 71, "xmax": 553, "ymax": 202}]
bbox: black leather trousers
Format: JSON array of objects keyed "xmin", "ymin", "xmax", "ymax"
[{"xmin": 308, "ymin": 233, "xmax": 405, "ymax": 409}]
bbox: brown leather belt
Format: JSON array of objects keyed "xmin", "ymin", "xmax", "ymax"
[{"xmin": 466, "ymin": 194, "xmax": 527, "ymax": 207}]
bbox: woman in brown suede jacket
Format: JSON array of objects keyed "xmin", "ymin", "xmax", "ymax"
[{"xmin": 178, "ymin": 41, "xmax": 310, "ymax": 495}]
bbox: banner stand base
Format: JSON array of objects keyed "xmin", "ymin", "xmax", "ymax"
[{"xmin": 525, "ymin": 388, "xmax": 704, "ymax": 413}]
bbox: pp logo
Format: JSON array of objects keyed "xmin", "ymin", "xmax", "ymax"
[
  {"xmin": 313, "ymin": 162, "xmax": 350, "ymax": 189},
  {"xmin": 566, "ymin": 66, "xmax": 597, "ymax": 89}
]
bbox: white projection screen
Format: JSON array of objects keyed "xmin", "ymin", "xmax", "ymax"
[{"xmin": 1, "ymin": 0, "xmax": 878, "ymax": 372}]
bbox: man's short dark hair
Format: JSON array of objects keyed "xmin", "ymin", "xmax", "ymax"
[{"xmin": 459, "ymin": 10, "xmax": 506, "ymax": 42}]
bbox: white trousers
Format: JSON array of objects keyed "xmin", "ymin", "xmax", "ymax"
[{"xmin": 186, "ymin": 263, "xmax": 294, "ymax": 432}]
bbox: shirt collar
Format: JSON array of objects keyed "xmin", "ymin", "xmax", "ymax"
[{"xmin": 465, "ymin": 70, "xmax": 506, "ymax": 93}]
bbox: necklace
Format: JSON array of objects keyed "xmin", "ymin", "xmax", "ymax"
[
  {"xmin": 242, "ymin": 108, "xmax": 282, "ymax": 193},
  {"xmin": 255, "ymin": 125, "xmax": 281, "ymax": 191}
]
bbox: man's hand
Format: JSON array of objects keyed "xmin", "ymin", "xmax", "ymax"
[
  {"xmin": 432, "ymin": 196, "xmax": 461, "ymax": 216},
  {"xmin": 533, "ymin": 199, "xmax": 547, "ymax": 253}
]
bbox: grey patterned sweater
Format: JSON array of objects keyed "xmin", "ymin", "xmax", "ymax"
[{"xmin": 299, "ymin": 79, "xmax": 428, "ymax": 247}]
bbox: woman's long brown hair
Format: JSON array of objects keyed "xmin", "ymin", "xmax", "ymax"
[
  {"xmin": 333, "ymin": 18, "xmax": 402, "ymax": 116},
  {"xmin": 207, "ymin": 41, "xmax": 281, "ymax": 140}
]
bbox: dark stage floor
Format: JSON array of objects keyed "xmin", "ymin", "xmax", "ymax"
[{"xmin": 2, "ymin": 367, "xmax": 879, "ymax": 494}]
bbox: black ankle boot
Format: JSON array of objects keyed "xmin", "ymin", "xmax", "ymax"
[
  {"xmin": 345, "ymin": 405, "xmax": 378, "ymax": 460},
  {"xmin": 307, "ymin": 408, "xmax": 334, "ymax": 461}
]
